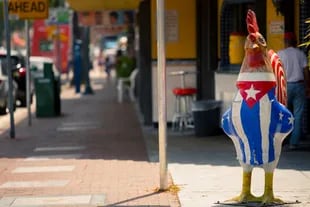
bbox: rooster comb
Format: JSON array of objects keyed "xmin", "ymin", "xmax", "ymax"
[{"xmin": 246, "ymin": 9, "xmax": 259, "ymax": 34}]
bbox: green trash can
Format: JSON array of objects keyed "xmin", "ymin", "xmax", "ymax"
[
  {"xmin": 35, "ymin": 62, "xmax": 61, "ymax": 117},
  {"xmin": 54, "ymin": 75, "xmax": 61, "ymax": 116}
]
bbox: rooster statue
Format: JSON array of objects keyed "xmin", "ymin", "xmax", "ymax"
[{"xmin": 221, "ymin": 9, "xmax": 294, "ymax": 205}]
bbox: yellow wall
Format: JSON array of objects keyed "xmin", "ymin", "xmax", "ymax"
[
  {"xmin": 151, "ymin": 0, "xmax": 196, "ymax": 59},
  {"xmin": 266, "ymin": 0, "xmax": 285, "ymax": 52}
]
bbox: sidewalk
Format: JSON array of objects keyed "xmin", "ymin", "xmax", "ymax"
[
  {"xmin": 143, "ymin": 120, "xmax": 310, "ymax": 207},
  {"xmin": 0, "ymin": 72, "xmax": 180, "ymax": 207},
  {"xmin": 0, "ymin": 71, "xmax": 309, "ymax": 207}
]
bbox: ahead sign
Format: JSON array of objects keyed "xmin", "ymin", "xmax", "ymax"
[{"xmin": 8, "ymin": 0, "xmax": 49, "ymax": 19}]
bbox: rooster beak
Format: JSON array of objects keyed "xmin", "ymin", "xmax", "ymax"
[
  {"xmin": 252, "ymin": 43, "xmax": 259, "ymax": 49},
  {"xmin": 246, "ymin": 42, "xmax": 259, "ymax": 52}
]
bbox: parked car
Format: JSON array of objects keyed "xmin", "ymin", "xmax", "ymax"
[
  {"xmin": 0, "ymin": 57, "xmax": 17, "ymax": 114},
  {"xmin": 0, "ymin": 50, "xmax": 33, "ymax": 107}
]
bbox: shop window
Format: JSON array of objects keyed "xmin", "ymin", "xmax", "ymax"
[{"xmin": 220, "ymin": 1, "xmax": 255, "ymax": 71}]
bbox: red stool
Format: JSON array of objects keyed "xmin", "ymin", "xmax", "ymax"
[{"xmin": 172, "ymin": 87, "xmax": 197, "ymax": 130}]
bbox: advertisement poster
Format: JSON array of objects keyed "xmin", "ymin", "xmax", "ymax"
[
  {"xmin": 31, "ymin": 9, "xmax": 71, "ymax": 73},
  {"xmin": 79, "ymin": 10, "xmax": 134, "ymax": 36}
]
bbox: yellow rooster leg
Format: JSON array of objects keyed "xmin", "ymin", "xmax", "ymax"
[
  {"xmin": 259, "ymin": 172, "xmax": 284, "ymax": 204},
  {"xmin": 228, "ymin": 171, "xmax": 259, "ymax": 203}
]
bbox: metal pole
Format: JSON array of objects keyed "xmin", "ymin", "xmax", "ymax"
[
  {"xmin": 56, "ymin": 16, "xmax": 61, "ymax": 74},
  {"xmin": 25, "ymin": 20, "xmax": 32, "ymax": 126},
  {"xmin": 156, "ymin": 0, "xmax": 168, "ymax": 190},
  {"xmin": 3, "ymin": 0, "xmax": 15, "ymax": 138}
]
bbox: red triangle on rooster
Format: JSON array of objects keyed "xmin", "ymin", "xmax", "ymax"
[{"xmin": 237, "ymin": 81, "xmax": 276, "ymax": 108}]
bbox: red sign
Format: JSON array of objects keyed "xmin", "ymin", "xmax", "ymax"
[{"xmin": 31, "ymin": 20, "xmax": 71, "ymax": 73}]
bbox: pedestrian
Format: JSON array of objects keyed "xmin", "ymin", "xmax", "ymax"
[
  {"xmin": 278, "ymin": 32, "xmax": 310, "ymax": 149},
  {"xmin": 73, "ymin": 40, "xmax": 82, "ymax": 93},
  {"xmin": 97, "ymin": 50, "xmax": 105, "ymax": 73},
  {"xmin": 105, "ymin": 56, "xmax": 113, "ymax": 78}
]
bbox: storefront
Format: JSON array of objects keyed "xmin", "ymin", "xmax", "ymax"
[{"xmin": 215, "ymin": 0, "xmax": 310, "ymax": 134}]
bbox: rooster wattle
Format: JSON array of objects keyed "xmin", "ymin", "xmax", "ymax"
[{"xmin": 221, "ymin": 9, "xmax": 294, "ymax": 205}]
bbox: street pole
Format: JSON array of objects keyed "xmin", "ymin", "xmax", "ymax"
[
  {"xmin": 56, "ymin": 17, "xmax": 61, "ymax": 74},
  {"xmin": 156, "ymin": 0, "xmax": 168, "ymax": 190},
  {"xmin": 25, "ymin": 20, "xmax": 32, "ymax": 126},
  {"xmin": 3, "ymin": 0, "xmax": 15, "ymax": 139},
  {"xmin": 82, "ymin": 26, "xmax": 93, "ymax": 95}
]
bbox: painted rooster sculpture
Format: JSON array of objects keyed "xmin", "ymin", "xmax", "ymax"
[{"xmin": 221, "ymin": 9, "xmax": 294, "ymax": 205}]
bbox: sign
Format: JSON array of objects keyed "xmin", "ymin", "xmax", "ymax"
[
  {"xmin": 31, "ymin": 19, "xmax": 71, "ymax": 73},
  {"xmin": 8, "ymin": 0, "xmax": 49, "ymax": 19},
  {"xmin": 269, "ymin": 21, "xmax": 284, "ymax": 34},
  {"xmin": 165, "ymin": 10, "xmax": 178, "ymax": 42}
]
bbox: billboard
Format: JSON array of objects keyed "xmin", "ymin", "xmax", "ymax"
[{"xmin": 31, "ymin": 9, "xmax": 71, "ymax": 73}]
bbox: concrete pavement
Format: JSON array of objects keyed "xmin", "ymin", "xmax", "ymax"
[
  {"xmin": 0, "ymin": 71, "xmax": 309, "ymax": 207},
  {"xmin": 142, "ymin": 120, "xmax": 310, "ymax": 207}
]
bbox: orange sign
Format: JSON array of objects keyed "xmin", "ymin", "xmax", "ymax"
[{"xmin": 8, "ymin": 0, "xmax": 49, "ymax": 19}]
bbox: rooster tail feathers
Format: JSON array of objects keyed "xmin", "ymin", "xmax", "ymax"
[{"xmin": 268, "ymin": 49, "xmax": 288, "ymax": 106}]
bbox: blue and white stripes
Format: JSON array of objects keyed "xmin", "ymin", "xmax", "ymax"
[{"xmin": 222, "ymin": 76, "xmax": 293, "ymax": 166}]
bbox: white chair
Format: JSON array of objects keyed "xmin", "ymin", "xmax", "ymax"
[{"xmin": 117, "ymin": 68, "xmax": 139, "ymax": 103}]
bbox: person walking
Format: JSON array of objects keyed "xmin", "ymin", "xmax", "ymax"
[
  {"xmin": 278, "ymin": 32, "xmax": 310, "ymax": 149},
  {"xmin": 105, "ymin": 56, "xmax": 113, "ymax": 78}
]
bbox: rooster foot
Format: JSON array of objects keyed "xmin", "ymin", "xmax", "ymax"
[
  {"xmin": 226, "ymin": 193, "xmax": 260, "ymax": 203},
  {"xmin": 258, "ymin": 194, "xmax": 284, "ymax": 205}
]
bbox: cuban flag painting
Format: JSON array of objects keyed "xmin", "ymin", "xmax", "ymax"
[{"xmin": 222, "ymin": 72, "xmax": 294, "ymax": 166}]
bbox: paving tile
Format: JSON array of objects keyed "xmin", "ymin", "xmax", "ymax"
[
  {"xmin": 0, "ymin": 194, "xmax": 105, "ymax": 207},
  {"xmin": 24, "ymin": 154, "xmax": 82, "ymax": 160},
  {"xmin": 0, "ymin": 180, "xmax": 69, "ymax": 188},
  {"xmin": 33, "ymin": 146, "xmax": 85, "ymax": 152},
  {"xmin": 12, "ymin": 166, "xmax": 75, "ymax": 173}
]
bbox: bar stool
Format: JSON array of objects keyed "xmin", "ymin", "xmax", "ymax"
[
  {"xmin": 172, "ymin": 87, "xmax": 197, "ymax": 130},
  {"xmin": 170, "ymin": 71, "xmax": 197, "ymax": 130}
]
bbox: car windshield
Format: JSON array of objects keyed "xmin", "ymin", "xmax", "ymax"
[
  {"xmin": 0, "ymin": 55, "xmax": 24, "ymax": 70},
  {"xmin": 0, "ymin": 60, "xmax": 8, "ymax": 76}
]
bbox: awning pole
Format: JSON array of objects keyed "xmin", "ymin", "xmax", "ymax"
[
  {"xmin": 3, "ymin": 0, "xmax": 15, "ymax": 138},
  {"xmin": 156, "ymin": 0, "xmax": 168, "ymax": 190}
]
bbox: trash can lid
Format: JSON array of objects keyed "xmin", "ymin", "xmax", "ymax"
[{"xmin": 192, "ymin": 100, "xmax": 222, "ymax": 111}]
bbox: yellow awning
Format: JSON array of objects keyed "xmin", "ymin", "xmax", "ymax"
[{"xmin": 66, "ymin": 0, "xmax": 141, "ymax": 11}]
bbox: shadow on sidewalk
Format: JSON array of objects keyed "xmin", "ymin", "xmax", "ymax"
[
  {"xmin": 1, "ymin": 73, "xmax": 310, "ymax": 172},
  {"xmin": 142, "ymin": 126, "xmax": 310, "ymax": 171}
]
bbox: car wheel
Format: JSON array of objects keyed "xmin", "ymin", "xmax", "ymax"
[
  {"xmin": 12, "ymin": 101, "xmax": 17, "ymax": 112},
  {"xmin": 0, "ymin": 103, "xmax": 7, "ymax": 115},
  {"xmin": 19, "ymin": 99, "xmax": 26, "ymax": 107},
  {"xmin": 19, "ymin": 94, "xmax": 33, "ymax": 107}
]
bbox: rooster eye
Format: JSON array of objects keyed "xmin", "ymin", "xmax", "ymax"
[{"xmin": 258, "ymin": 36, "xmax": 266, "ymax": 45}]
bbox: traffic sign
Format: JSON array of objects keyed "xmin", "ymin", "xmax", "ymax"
[{"xmin": 8, "ymin": 0, "xmax": 49, "ymax": 19}]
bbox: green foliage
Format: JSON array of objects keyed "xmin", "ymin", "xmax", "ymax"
[
  {"xmin": 299, "ymin": 18, "xmax": 310, "ymax": 65},
  {"xmin": 49, "ymin": 0, "xmax": 65, "ymax": 7}
]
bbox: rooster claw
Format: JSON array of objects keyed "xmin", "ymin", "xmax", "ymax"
[
  {"xmin": 226, "ymin": 193, "xmax": 261, "ymax": 203},
  {"xmin": 257, "ymin": 194, "xmax": 284, "ymax": 205}
]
